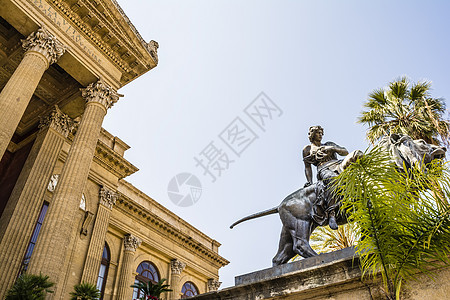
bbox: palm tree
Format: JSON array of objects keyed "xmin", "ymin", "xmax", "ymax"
[
  {"xmin": 131, "ymin": 278, "xmax": 172, "ymax": 300},
  {"xmin": 70, "ymin": 282, "xmax": 100, "ymax": 300},
  {"xmin": 334, "ymin": 147, "xmax": 450, "ymax": 300},
  {"xmin": 310, "ymin": 223, "xmax": 359, "ymax": 253},
  {"xmin": 358, "ymin": 76, "xmax": 449, "ymax": 146},
  {"xmin": 5, "ymin": 273, "xmax": 54, "ymax": 300}
]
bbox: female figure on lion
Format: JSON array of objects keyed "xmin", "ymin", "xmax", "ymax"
[{"xmin": 303, "ymin": 126, "xmax": 362, "ymax": 230}]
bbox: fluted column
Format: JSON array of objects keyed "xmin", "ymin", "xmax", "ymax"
[
  {"xmin": 207, "ymin": 279, "xmax": 222, "ymax": 292},
  {"xmin": 0, "ymin": 27, "xmax": 66, "ymax": 159},
  {"xmin": 0, "ymin": 106, "xmax": 73, "ymax": 298},
  {"xmin": 27, "ymin": 79, "xmax": 121, "ymax": 298},
  {"xmin": 80, "ymin": 187, "xmax": 118, "ymax": 284},
  {"xmin": 116, "ymin": 234, "xmax": 141, "ymax": 300},
  {"xmin": 170, "ymin": 259, "xmax": 186, "ymax": 300}
]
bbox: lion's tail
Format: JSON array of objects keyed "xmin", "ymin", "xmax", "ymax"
[{"xmin": 230, "ymin": 207, "xmax": 279, "ymax": 229}]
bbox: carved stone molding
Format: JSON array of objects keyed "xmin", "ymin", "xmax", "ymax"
[
  {"xmin": 81, "ymin": 78, "xmax": 122, "ymax": 110},
  {"xmin": 99, "ymin": 186, "xmax": 118, "ymax": 210},
  {"xmin": 39, "ymin": 105, "xmax": 74, "ymax": 137},
  {"xmin": 147, "ymin": 40, "xmax": 159, "ymax": 64},
  {"xmin": 123, "ymin": 234, "xmax": 141, "ymax": 252},
  {"xmin": 207, "ymin": 279, "xmax": 222, "ymax": 292},
  {"xmin": 170, "ymin": 259, "xmax": 186, "ymax": 275},
  {"xmin": 22, "ymin": 27, "xmax": 66, "ymax": 65}
]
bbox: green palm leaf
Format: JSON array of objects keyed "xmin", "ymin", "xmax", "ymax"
[
  {"xmin": 70, "ymin": 282, "xmax": 100, "ymax": 300},
  {"xmin": 334, "ymin": 147, "xmax": 450, "ymax": 300},
  {"xmin": 358, "ymin": 77, "xmax": 449, "ymax": 146},
  {"xmin": 5, "ymin": 273, "xmax": 54, "ymax": 300},
  {"xmin": 131, "ymin": 278, "xmax": 172, "ymax": 299}
]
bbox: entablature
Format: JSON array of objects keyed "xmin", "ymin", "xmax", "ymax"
[{"xmin": 114, "ymin": 185, "xmax": 229, "ymax": 268}]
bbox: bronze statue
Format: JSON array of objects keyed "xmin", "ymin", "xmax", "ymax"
[
  {"xmin": 230, "ymin": 129, "xmax": 446, "ymax": 265},
  {"xmin": 302, "ymin": 126, "xmax": 355, "ymax": 229}
]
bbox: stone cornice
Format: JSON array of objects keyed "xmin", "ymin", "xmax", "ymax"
[
  {"xmin": 47, "ymin": 0, "xmax": 157, "ymax": 84},
  {"xmin": 119, "ymin": 180, "xmax": 222, "ymax": 248},
  {"xmin": 93, "ymin": 139, "xmax": 138, "ymax": 179},
  {"xmin": 115, "ymin": 190, "xmax": 229, "ymax": 268}
]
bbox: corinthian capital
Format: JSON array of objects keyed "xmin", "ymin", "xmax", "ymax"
[
  {"xmin": 123, "ymin": 234, "xmax": 141, "ymax": 252},
  {"xmin": 39, "ymin": 105, "xmax": 74, "ymax": 137},
  {"xmin": 22, "ymin": 27, "xmax": 66, "ymax": 65},
  {"xmin": 207, "ymin": 279, "xmax": 222, "ymax": 292},
  {"xmin": 170, "ymin": 259, "xmax": 186, "ymax": 275},
  {"xmin": 81, "ymin": 78, "xmax": 123, "ymax": 110},
  {"xmin": 99, "ymin": 186, "xmax": 118, "ymax": 210}
]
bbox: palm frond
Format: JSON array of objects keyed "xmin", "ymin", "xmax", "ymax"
[
  {"xmin": 359, "ymin": 77, "xmax": 450, "ymax": 146},
  {"xmin": 310, "ymin": 223, "xmax": 359, "ymax": 253},
  {"xmin": 334, "ymin": 148, "xmax": 450, "ymax": 300}
]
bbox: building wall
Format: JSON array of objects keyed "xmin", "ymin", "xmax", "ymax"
[
  {"xmin": 0, "ymin": 1, "xmax": 227, "ymax": 299},
  {"xmin": 34, "ymin": 129, "xmax": 228, "ymax": 299}
]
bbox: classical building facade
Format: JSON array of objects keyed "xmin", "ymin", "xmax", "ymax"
[{"xmin": 0, "ymin": 0, "xmax": 228, "ymax": 299}]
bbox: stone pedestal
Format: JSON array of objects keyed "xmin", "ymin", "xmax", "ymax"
[
  {"xmin": 189, "ymin": 248, "xmax": 450, "ymax": 300},
  {"xmin": 0, "ymin": 107, "xmax": 73, "ymax": 297},
  {"xmin": 0, "ymin": 28, "xmax": 65, "ymax": 159},
  {"xmin": 27, "ymin": 79, "xmax": 121, "ymax": 298},
  {"xmin": 170, "ymin": 259, "xmax": 186, "ymax": 300},
  {"xmin": 80, "ymin": 187, "xmax": 118, "ymax": 284},
  {"xmin": 116, "ymin": 234, "xmax": 141, "ymax": 300}
]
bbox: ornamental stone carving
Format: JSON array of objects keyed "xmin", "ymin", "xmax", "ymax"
[
  {"xmin": 81, "ymin": 78, "xmax": 122, "ymax": 110},
  {"xmin": 123, "ymin": 234, "xmax": 141, "ymax": 252},
  {"xmin": 170, "ymin": 259, "xmax": 186, "ymax": 275},
  {"xmin": 39, "ymin": 105, "xmax": 74, "ymax": 137},
  {"xmin": 22, "ymin": 27, "xmax": 66, "ymax": 65},
  {"xmin": 99, "ymin": 186, "xmax": 118, "ymax": 210},
  {"xmin": 147, "ymin": 40, "xmax": 159, "ymax": 64},
  {"xmin": 208, "ymin": 279, "xmax": 222, "ymax": 292}
]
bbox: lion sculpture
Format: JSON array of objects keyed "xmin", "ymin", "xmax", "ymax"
[{"xmin": 230, "ymin": 134, "xmax": 446, "ymax": 266}]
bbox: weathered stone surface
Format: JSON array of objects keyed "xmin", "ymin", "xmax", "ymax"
[
  {"xmin": 192, "ymin": 247, "xmax": 450, "ymax": 300},
  {"xmin": 235, "ymin": 246, "xmax": 356, "ymax": 286}
]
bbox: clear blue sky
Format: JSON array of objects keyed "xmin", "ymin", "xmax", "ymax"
[{"xmin": 107, "ymin": 0, "xmax": 450, "ymax": 288}]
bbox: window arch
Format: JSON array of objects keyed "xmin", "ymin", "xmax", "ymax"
[
  {"xmin": 132, "ymin": 261, "xmax": 160, "ymax": 299},
  {"xmin": 181, "ymin": 281, "xmax": 199, "ymax": 298},
  {"xmin": 96, "ymin": 243, "xmax": 110, "ymax": 299},
  {"xmin": 80, "ymin": 193, "xmax": 86, "ymax": 211}
]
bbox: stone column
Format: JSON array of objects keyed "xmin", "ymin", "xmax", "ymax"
[
  {"xmin": 0, "ymin": 27, "xmax": 66, "ymax": 159},
  {"xmin": 0, "ymin": 106, "xmax": 73, "ymax": 298},
  {"xmin": 80, "ymin": 187, "xmax": 118, "ymax": 284},
  {"xmin": 170, "ymin": 259, "xmax": 186, "ymax": 300},
  {"xmin": 27, "ymin": 79, "xmax": 121, "ymax": 298},
  {"xmin": 207, "ymin": 279, "xmax": 222, "ymax": 292},
  {"xmin": 116, "ymin": 234, "xmax": 141, "ymax": 300}
]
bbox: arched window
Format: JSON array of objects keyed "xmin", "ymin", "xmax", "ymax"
[
  {"xmin": 132, "ymin": 261, "xmax": 160, "ymax": 299},
  {"xmin": 181, "ymin": 281, "xmax": 199, "ymax": 298},
  {"xmin": 96, "ymin": 243, "xmax": 110, "ymax": 299},
  {"xmin": 80, "ymin": 193, "xmax": 86, "ymax": 211}
]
